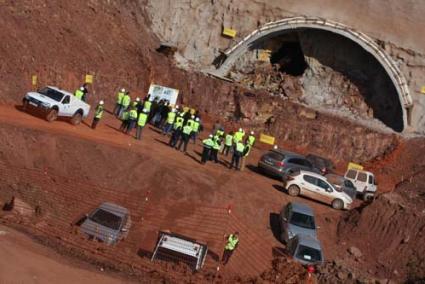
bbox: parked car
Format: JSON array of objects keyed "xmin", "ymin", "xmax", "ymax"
[
  {"xmin": 287, "ymin": 234, "xmax": 324, "ymax": 266},
  {"xmin": 283, "ymin": 170, "xmax": 353, "ymax": 210},
  {"xmin": 306, "ymin": 154, "xmax": 335, "ymax": 175},
  {"xmin": 279, "ymin": 202, "xmax": 317, "ymax": 243},
  {"xmin": 22, "ymin": 86, "xmax": 90, "ymax": 125},
  {"xmin": 79, "ymin": 202, "xmax": 131, "ymax": 245},
  {"xmin": 258, "ymin": 149, "xmax": 319, "ymax": 178},
  {"xmin": 325, "ymin": 174, "xmax": 357, "ymax": 200},
  {"xmin": 344, "ymin": 169, "xmax": 377, "ymax": 201}
]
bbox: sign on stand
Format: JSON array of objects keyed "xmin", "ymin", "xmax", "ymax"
[{"xmin": 148, "ymin": 84, "xmax": 179, "ymax": 105}]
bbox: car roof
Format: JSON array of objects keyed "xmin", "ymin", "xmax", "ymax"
[
  {"xmin": 299, "ymin": 170, "xmax": 325, "ymax": 179},
  {"xmin": 97, "ymin": 202, "xmax": 129, "ymax": 217},
  {"xmin": 270, "ymin": 149, "xmax": 305, "ymax": 159},
  {"xmin": 46, "ymin": 85, "xmax": 73, "ymax": 96},
  {"xmin": 290, "ymin": 202, "xmax": 314, "ymax": 216},
  {"xmin": 297, "ymin": 234, "xmax": 322, "ymax": 250}
]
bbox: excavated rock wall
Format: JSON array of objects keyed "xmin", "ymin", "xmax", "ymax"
[{"xmin": 145, "ymin": 0, "xmax": 425, "ymax": 134}]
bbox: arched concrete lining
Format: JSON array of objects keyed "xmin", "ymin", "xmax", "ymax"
[{"xmin": 210, "ymin": 17, "xmax": 413, "ymax": 130}]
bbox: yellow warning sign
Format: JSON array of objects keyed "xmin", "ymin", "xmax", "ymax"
[
  {"xmin": 85, "ymin": 74, "xmax": 94, "ymax": 84},
  {"xmin": 222, "ymin": 27, "xmax": 237, "ymax": 38},
  {"xmin": 260, "ymin": 133, "xmax": 275, "ymax": 145},
  {"xmin": 420, "ymin": 86, "xmax": 425, "ymax": 94},
  {"xmin": 347, "ymin": 162, "xmax": 364, "ymax": 171},
  {"xmin": 32, "ymin": 75, "xmax": 37, "ymax": 86}
]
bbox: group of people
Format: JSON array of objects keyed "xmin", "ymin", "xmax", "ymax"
[
  {"xmin": 201, "ymin": 125, "xmax": 255, "ymax": 171},
  {"xmin": 82, "ymin": 87, "xmax": 256, "ymax": 170}
]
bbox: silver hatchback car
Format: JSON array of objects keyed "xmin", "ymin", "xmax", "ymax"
[
  {"xmin": 287, "ymin": 234, "xmax": 324, "ymax": 266},
  {"xmin": 80, "ymin": 202, "xmax": 131, "ymax": 245},
  {"xmin": 279, "ymin": 202, "xmax": 317, "ymax": 243}
]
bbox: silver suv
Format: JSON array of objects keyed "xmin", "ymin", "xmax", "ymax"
[
  {"xmin": 279, "ymin": 202, "xmax": 317, "ymax": 243},
  {"xmin": 258, "ymin": 149, "xmax": 318, "ymax": 178}
]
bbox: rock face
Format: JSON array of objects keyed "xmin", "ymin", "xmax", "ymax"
[{"xmin": 144, "ymin": 0, "xmax": 425, "ymax": 134}]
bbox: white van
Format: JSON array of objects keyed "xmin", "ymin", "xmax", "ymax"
[{"xmin": 344, "ymin": 169, "xmax": 377, "ymax": 201}]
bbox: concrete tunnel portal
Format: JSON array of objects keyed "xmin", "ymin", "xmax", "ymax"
[{"xmin": 210, "ymin": 17, "xmax": 413, "ymax": 132}]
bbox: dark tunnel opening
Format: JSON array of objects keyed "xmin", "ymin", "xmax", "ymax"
[{"xmin": 270, "ymin": 41, "xmax": 308, "ymax": 76}]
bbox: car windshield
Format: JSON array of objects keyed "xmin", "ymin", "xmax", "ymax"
[
  {"xmin": 89, "ymin": 209, "xmax": 123, "ymax": 230},
  {"xmin": 296, "ymin": 245, "xmax": 322, "ymax": 263},
  {"xmin": 290, "ymin": 212, "xmax": 316, "ymax": 229},
  {"xmin": 38, "ymin": 87, "xmax": 64, "ymax": 102}
]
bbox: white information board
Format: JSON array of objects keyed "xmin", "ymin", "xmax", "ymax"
[{"xmin": 148, "ymin": 84, "xmax": 179, "ymax": 105}]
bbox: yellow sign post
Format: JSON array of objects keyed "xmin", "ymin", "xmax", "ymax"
[
  {"xmin": 259, "ymin": 133, "xmax": 275, "ymax": 145},
  {"xmin": 32, "ymin": 75, "xmax": 37, "ymax": 86},
  {"xmin": 420, "ymin": 86, "xmax": 425, "ymax": 94},
  {"xmin": 85, "ymin": 74, "xmax": 94, "ymax": 84}
]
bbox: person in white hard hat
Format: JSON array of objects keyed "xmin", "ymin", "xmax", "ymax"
[
  {"xmin": 190, "ymin": 117, "xmax": 202, "ymax": 144},
  {"xmin": 246, "ymin": 131, "xmax": 256, "ymax": 147},
  {"xmin": 114, "ymin": 88, "xmax": 126, "ymax": 116},
  {"xmin": 74, "ymin": 86, "xmax": 85, "ymax": 100},
  {"xmin": 91, "ymin": 100, "xmax": 104, "ymax": 129}
]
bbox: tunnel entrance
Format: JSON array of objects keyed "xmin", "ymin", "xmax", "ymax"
[
  {"xmin": 230, "ymin": 29, "xmax": 404, "ymax": 132},
  {"xmin": 270, "ymin": 41, "xmax": 308, "ymax": 76}
]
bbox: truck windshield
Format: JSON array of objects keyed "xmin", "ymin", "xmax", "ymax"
[
  {"xmin": 38, "ymin": 87, "xmax": 64, "ymax": 102},
  {"xmin": 90, "ymin": 209, "xmax": 122, "ymax": 230}
]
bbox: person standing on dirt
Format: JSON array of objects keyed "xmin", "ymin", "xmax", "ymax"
[
  {"xmin": 201, "ymin": 134, "xmax": 214, "ymax": 164},
  {"xmin": 169, "ymin": 113, "xmax": 184, "ymax": 147},
  {"xmin": 74, "ymin": 87, "xmax": 85, "ymax": 100},
  {"xmin": 162, "ymin": 108, "xmax": 176, "ymax": 135},
  {"xmin": 114, "ymin": 88, "xmax": 126, "ymax": 116},
  {"xmin": 136, "ymin": 109, "xmax": 148, "ymax": 140},
  {"xmin": 126, "ymin": 106, "xmax": 138, "ymax": 134},
  {"xmin": 120, "ymin": 108, "xmax": 129, "ymax": 132},
  {"xmin": 176, "ymin": 122, "xmax": 192, "ymax": 153},
  {"xmin": 81, "ymin": 83, "xmax": 89, "ymax": 102},
  {"xmin": 91, "ymin": 100, "xmax": 104, "ymax": 129},
  {"xmin": 210, "ymin": 134, "xmax": 221, "ymax": 163},
  {"xmin": 246, "ymin": 131, "xmax": 256, "ymax": 147},
  {"xmin": 222, "ymin": 232, "xmax": 239, "ymax": 265},
  {"xmin": 229, "ymin": 140, "xmax": 245, "ymax": 170},
  {"xmin": 120, "ymin": 91, "xmax": 131, "ymax": 117},
  {"xmin": 190, "ymin": 117, "xmax": 202, "ymax": 144},
  {"xmin": 222, "ymin": 132, "xmax": 233, "ymax": 156},
  {"xmin": 240, "ymin": 142, "xmax": 251, "ymax": 171}
]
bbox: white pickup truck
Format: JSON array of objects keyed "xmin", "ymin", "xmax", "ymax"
[{"xmin": 22, "ymin": 86, "xmax": 91, "ymax": 125}]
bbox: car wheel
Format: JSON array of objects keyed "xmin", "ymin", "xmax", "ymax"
[
  {"xmin": 288, "ymin": 185, "xmax": 300, "ymax": 196},
  {"xmin": 332, "ymin": 199, "xmax": 344, "ymax": 210},
  {"xmin": 71, "ymin": 112, "xmax": 82, "ymax": 125},
  {"xmin": 363, "ymin": 193, "xmax": 374, "ymax": 202},
  {"xmin": 22, "ymin": 99, "xmax": 29, "ymax": 111},
  {"xmin": 46, "ymin": 109, "xmax": 58, "ymax": 122}
]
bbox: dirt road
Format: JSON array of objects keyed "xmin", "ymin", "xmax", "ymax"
[{"xmin": 0, "ymin": 225, "xmax": 134, "ymax": 284}]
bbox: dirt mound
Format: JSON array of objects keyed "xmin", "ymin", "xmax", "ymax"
[{"xmin": 335, "ymin": 138, "xmax": 425, "ymax": 282}]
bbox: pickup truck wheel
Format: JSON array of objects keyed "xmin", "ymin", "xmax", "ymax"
[
  {"xmin": 22, "ymin": 99, "xmax": 29, "ymax": 111},
  {"xmin": 332, "ymin": 199, "xmax": 344, "ymax": 210},
  {"xmin": 363, "ymin": 193, "xmax": 374, "ymax": 202},
  {"xmin": 71, "ymin": 112, "xmax": 82, "ymax": 125},
  {"xmin": 288, "ymin": 185, "xmax": 300, "ymax": 196},
  {"xmin": 46, "ymin": 109, "xmax": 58, "ymax": 122}
]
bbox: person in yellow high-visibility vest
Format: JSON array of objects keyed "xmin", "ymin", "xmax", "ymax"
[
  {"xmin": 162, "ymin": 108, "xmax": 176, "ymax": 135},
  {"xmin": 120, "ymin": 91, "xmax": 131, "ymax": 117},
  {"xmin": 222, "ymin": 132, "xmax": 233, "ymax": 156},
  {"xmin": 136, "ymin": 109, "xmax": 148, "ymax": 140},
  {"xmin": 176, "ymin": 122, "xmax": 192, "ymax": 153},
  {"xmin": 114, "ymin": 88, "xmax": 126, "ymax": 116},
  {"xmin": 230, "ymin": 140, "xmax": 244, "ymax": 170},
  {"xmin": 74, "ymin": 87, "xmax": 84, "ymax": 100},
  {"xmin": 91, "ymin": 100, "xmax": 104, "ymax": 129},
  {"xmin": 240, "ymin": 142, "xmax": 251, "ymax": 171},
  {"xmin": 126, "ymin": 107, "xmax": 138, "ymax": 134},
  {"xmin": 222, "ymin": 232, "xmax": 239, "ymax": 265}
]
